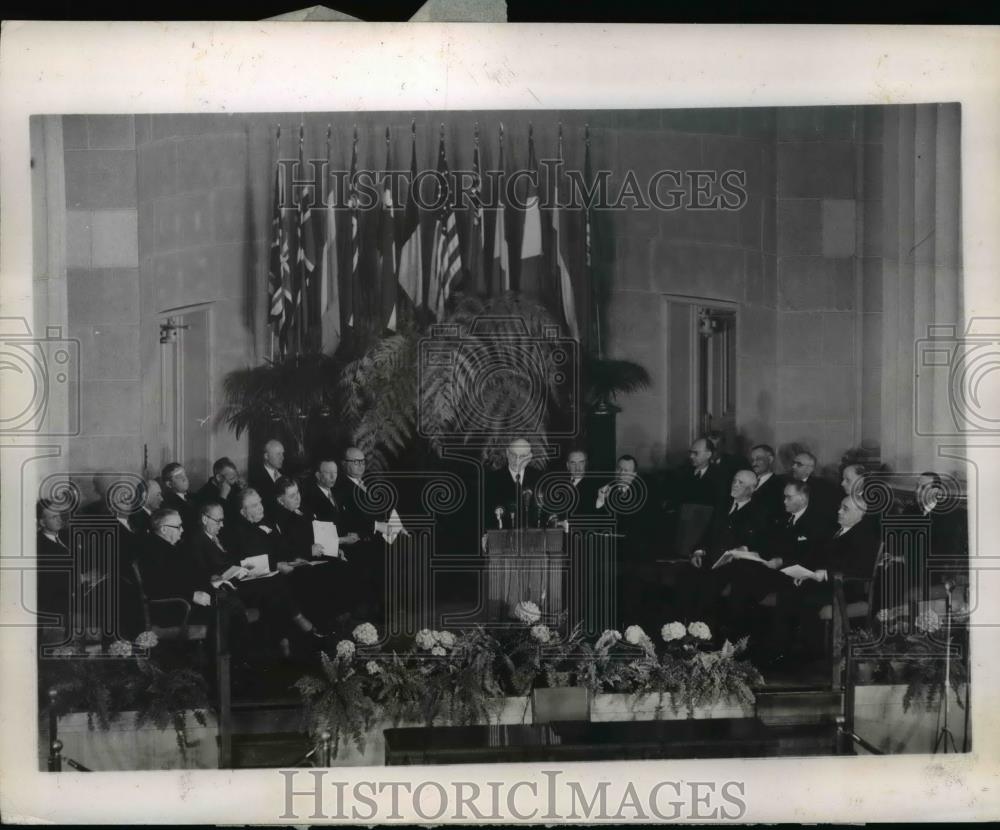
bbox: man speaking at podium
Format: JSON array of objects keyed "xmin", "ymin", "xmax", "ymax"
[{"xmin": 483, "ymin": 438, "xmax": 542, "ymax": 532}]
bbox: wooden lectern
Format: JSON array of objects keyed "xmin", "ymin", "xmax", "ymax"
[{"xmin": 485, "ymin": 528, "xmax": 565, "ymax": 621}]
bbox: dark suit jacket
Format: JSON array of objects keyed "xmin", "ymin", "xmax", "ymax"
[
  {"xmin": 136, "ymin": 533, "xmax": 198, "ymax": 602},
  {"xmin": 248, "ymin": 463, "xmax": 282, "ymax": 519},
  {"xmin": 189, "ymin": 530, "xmax": 240, "ymax": 590},
  {"xmin": 672, "ymin": 464, "xmax": 728, "ymax": 508},
  {"xmin": 697, "ymin": 497, "xmax": 767, "ymax": 563},
  {"xmin": 806, "ymin": 517, "xmax": 882, "ymax": 604},
  {"xmin": 801, "ymin": 475, "xmax": 840, "ymax": 531},
  {"xmin": 599, "ymin": 477, "xmax": 659, "ymax": 562},
  {"xmin": 303, "ymin": 481, "xmax": 345, "ymax": 525},
  {"xmin": 223, "ymin": 515, "xmax": 289, "ymax": 571},
  {"xmin": 161, "ymin": 490, "xmax": 200, "ymax": 538},
  {"xmin": 901, "ymin": 503, "xmax": 968, "ymax": 585},
  {"xmin": 751, "ymin": 473, "xmax": 786, "ymax": 528},
  {"xmin": 333, "ymin": 477, "xmax": 382, "ymax": 538},
  {"xmin": 768, "ymin": 505, "xmax": 833, "ymax": 568},
  {"xmin": 195, "ymin": 478, "xmax": 243, "ymax": 520},
  {"xmin": 273, "ymin": 503, "xmax": 316, "ymax": 558},
  {"xmin": 483, "ymin": 466, "xmax": 543, "ymax": 529},
  {"xmin": 37, "ymin": 531, "xmax": 74, "ymax": 619},
  {"xmin": 537, "ymin": 474, "xmax": 601, "ymax": 524},
  {"xmin": 129, "ymin": 507, "xmax": 154, "ymax": 535}
]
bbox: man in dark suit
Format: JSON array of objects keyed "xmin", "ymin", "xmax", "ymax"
[
  {"xmin": 768, "ymin": 495, "xmax": 882, "ymax": 658},
  {"xmin": 726, "ymin": 479, "xmax": 833, "ymax": 651},
  {"xmin": 191, "ymin": 500, "xmax": 321, "ymax": 654},
  {"xmin": 678, "ymin": 469, "xmax": 767, "ymax": 628},
  {"xmin": 196, "ymin": 457, "xmax": 245, "ymax": 521},
  {"xmin": 129, "ymin": 478, "xmax": 163, "ymax": 535},
  {"xmin": 707, "ymin": 430, "xmax": 750, "ymax": 489},
  {"xmin": 789, "ymin": 451, "xmax": 839, "ymax": 532},
  {"xmin": 596, "ymin": 454, "xmax": 660, "ymax": 627},
  {"xmin": 674, "ymin": 437, "xmax": 729, "ymax": 507},
  {"xmin": 304, "ymin": 458, "xmax": 362, "ymax": 549},
  {"xmin": 248, "ymin": 439, "xmax": 285, "ymax": 521},
  {"xmin": 135, "ymin": 509, "xmax": 211, "ymax": 631},
  {"xmin": 537, "ymin": 449, "xmax": 601, "ymax": 527},
  {"xmin": 160, "ymin": 462, "xmax": 200, "ymax": 540},
  {"xmin": 36, "ymin": 499, "xmax": 75, "ymax": 635},
  {"xmin": 482, "ymin": 437, "xmax": 543, "ymax": 532},
  {"xmin": 749, "ymin": 443, "xmax": 785, "ymax": 528},
  {"xmin": 224, "ymin": 488, "xmax": 295, "ymax": 572}
]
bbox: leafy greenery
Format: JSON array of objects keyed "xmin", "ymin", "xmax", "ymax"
[{"xmin": 294, "ymin": 651, "xmax": 377, "ymax": 757}]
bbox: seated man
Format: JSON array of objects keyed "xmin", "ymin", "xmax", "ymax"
[
  {"xmin": 678, "ymin": 469, "xmax": 766, "ymax": 629},
  {"xmin": 160, "ymin": 462, "xmax": 201, "ymax": 539},
  {"xmin": 767, "ymin": 495, "xmax": 881, "ymax": 660},
  {"xmin": 191, "ymin": 501, "xmax": 322, "ymax": 656},
  {"xmin": 248, "ymin": 439, "xmax": 285, "ymax": 522},
  {"xmin": 129, "ymin": 478, "xmax": 163, "ymax": 535},
  {"xmin": 135, "ymin": 508, "xmax": 211, "ymax": 623},
  {"xmin": 36, "ymin": 499, "xmax": 75, "ymax": 635},
  {"xmin": 788, "ymin": 451, "xmax": 840, "ymax": 533},
  {"xmin": 196, "ymin": 457, "xmax": 246, "ymax": 522},
  {"xmin": 749, "ymin": 443, "xmax": 785, "ymax": 528}
]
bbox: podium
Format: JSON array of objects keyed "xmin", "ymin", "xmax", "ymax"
[{"xmin": 486, "ymin": 529, "xmax": 565, "ymax": 621}]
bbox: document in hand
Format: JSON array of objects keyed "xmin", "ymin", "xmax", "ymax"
[
  {"xmin": 781, "ymin": 564, "xmax": 819, "ymax": 581},
  {"xmin": 712, "ymin": 549, "xmax": 765, "ymax": 569},
  {"xmin": 220, "ymin": 565, "xmax": 244, "ymax": 581},
  {"xmin": 312, "ymin": 520, "xmax": 340, "ymax": 558},
  {"xmin": 239, "ymin": 553, "xmax": 277, "ymax": 580}
]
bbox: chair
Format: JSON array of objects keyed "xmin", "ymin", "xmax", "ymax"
[{"xmin": 130, "ymin": 562, "xmax": 209, "ymax": 645}]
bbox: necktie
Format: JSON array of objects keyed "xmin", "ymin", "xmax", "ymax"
[
  {"xmin": 787, "ymin": 515, "xmax": 795, "ymax": 527},
  {"xmin": 729, "ymin": 502, "xmax": 738, "ymax": 515},
  {"xmin": 516, "ymin": 474, "xmax": 522, "ymax": 486}
]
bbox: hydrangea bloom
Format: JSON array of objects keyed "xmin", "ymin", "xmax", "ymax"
[
  {"xmin": 915, "ymin": 609, "xmax": 942, "ymax": 634},
  {"xmin": 430, "ymin": 645, "xmax": 447, "ymax": 656},
  {"xmin": 435, "ymin": 630, "xmax": 456, "ymax": 648},
  {"xmin": 687, "ymin": 621, "xmax": 712, "ymax": 641},
  {"xmin": 513, "ymin": 601, "xmax": 542, "ymax": 624},
  {"xmin": 352, "ymin": 622, "xmax": 379, "ymax": 645},
  {"xmin": 595, "ymin": 629, "xmax": 623, "ymax": 652},
  {"xmin": 108, "ymin": 640, "xmax": 133, "ymax": 658},
  {"xmin": 415, "ymin": 629, "xmax": 436, "ymax": 650},
  {"xmin": 624, "ymin": 625, "xmax": 648, "ymax": 645},
  {"xmin": 530, "ymin": 624, "xmax": 552, "ymax": 643},
  {"xmin": 135, "ymin": 630, "xmax": 159, "ymax": 649},
  {"xmin": 366, "ymin": 660, "xmax": 382, "ymax": 675},
  {"xmin": 335, "ymin": 640, "xmax": 356, "ymax": 660},
  {"xmin": 661, "ymin": 621, "xmax": 687, "ymax": 642}
]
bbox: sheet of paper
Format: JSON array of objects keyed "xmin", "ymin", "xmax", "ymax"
[
  {"xmin": 238, "ymin": 569, "xmax": 278, "ymax": 581},
  {"xmin": 711, "ymin": 551, "xmax": 734, "ymax": 569},
  {"xmin": 220, "ymin": 565, "xmax": 244, "ymax": 581},
  {"xmin": 781, "ymin": 564, "xmax": 818, "ymax": 581},
  {"xmin": 312, "ymin": 520, "xmax": 340, "ymax": 558},
  {"xmin": 240, "ymin": 553, "xmax": 270, "ymax": 574},
  {"xmin": 731, "ymin": 549, "xmax": 764, "ymax": 562}
]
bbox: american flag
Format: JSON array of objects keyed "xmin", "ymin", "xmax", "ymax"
[
  {"xmin": 346, "ymin": 127, "xmax": 359, "ymax": 330},
  {"xmin": 267, "ymin": 141, "xmax": 293, "ymax": 357},
  {"xmin": 295, "ymin": 129, "xmax": 318, "ymax": 352},
  {"xmin": 429, "ymin": 130, "xmax": 462, "ymax": 319}
]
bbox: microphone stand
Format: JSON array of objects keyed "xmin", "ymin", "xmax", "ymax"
[{"xmin": 932, "ymin": 580, "xmax": 959, "ymax": 754}]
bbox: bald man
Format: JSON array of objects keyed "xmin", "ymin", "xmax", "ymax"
[
  {"xmin": 248, "ymin": 439, "xmax": 286, "ymax": 521},
  {"xmin": 483, "ymin": 438, "xmax": 543, "ymax": 530}
]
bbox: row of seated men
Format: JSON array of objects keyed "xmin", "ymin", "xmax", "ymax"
[
  {"xmin": 489, "ymin": 435, "xmax": 968, "ymax": 666},
  {"xmin": 36, "ymin": 442, "xmax": 393, "ymax": 663}
]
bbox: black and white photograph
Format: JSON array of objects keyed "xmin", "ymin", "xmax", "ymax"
[{"xmin": 1, "ymin": 20, "xmax": 998, "ymax": 824}]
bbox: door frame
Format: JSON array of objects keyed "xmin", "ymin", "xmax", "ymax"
[{"xmin": 156, "ymin": 301, "xmax": 215, "ymax": 476}]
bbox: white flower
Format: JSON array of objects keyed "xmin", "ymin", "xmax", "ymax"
[
  {"xmin": 530, "ymin": 624, "xmax": 552, "ymax": 643},
  {"xmin": 335, "ymin": 640, "xmax": 356, "ymax": 660},
  {"xmin": 915, "ymin": 609, "xmax": 942, "ymax": 634},
  {"xmin": 108, "ymin": 640, "xmax": 133, "ymax": 658},
  {"xmin": 134, "ymin": 630, "xmax": 159, "ymax": 650},
  {"xmin": 352, "ymin": 622, "xmax": 379, "ymax": 646},
  {"xmin": 365, "ymin": 660, "xmax": 382, "ymax": 675},
  {"xmin": 415, "ymin": 629, "xmax": 436, "ymax": 650},
  {"xmin": 430, "ymin": 645, "xmax": 447, "ymax": 656},
  {"xmin": 513, "ymin": 600, "xmax": 542, "ymax": 624},
  {"xmin": 661, "ymin": 622, "xmax": 687, "ymax": 642},
  {"xmin": 624, "ymin": 625, "xmax": 648, "ymax": 646},
  {"xmin": 435, "ymin": 630, "xmax": 456, "ymax": 648},
  {"xmin": 687, "ymin": 621, "xmax": 712, "ymax": 641}
]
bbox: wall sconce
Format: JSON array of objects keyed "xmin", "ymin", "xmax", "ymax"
[
  {"xmin": 159, "ymin": 317, "xmax": 189, "ymax": 344},
  {"xmin": 698, "ymin": 309, "xmax": 717, "ymax": 338}
]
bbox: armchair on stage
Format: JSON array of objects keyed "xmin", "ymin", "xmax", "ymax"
[{"xmin": 485, "ymin": 528, "xmax": 566, "ymax": 621}]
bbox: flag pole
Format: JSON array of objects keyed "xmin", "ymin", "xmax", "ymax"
[
  {"xmin": 586, "ymin": 123, "xmax": 602, "ymax": 359},
  {"xmin": 297, "ymin": 122, "xmax": 305, "ymax": 358},
  {"xmin": 269, "ymin": 124, "xmax": 280, "ymax": 363}
]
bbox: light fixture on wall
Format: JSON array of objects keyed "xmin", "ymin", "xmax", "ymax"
[
  {"xmin": 159, "ymin": 317, "xmax": 189, "ymax": 344},
  {"xmin": 698, "ymin": 309, "xmax": 717, "ymax": 338}
]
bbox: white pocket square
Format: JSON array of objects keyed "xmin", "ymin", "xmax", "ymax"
[{"xmin": 797, "ymin": 535, "xmax": 808, "ymax": 542}]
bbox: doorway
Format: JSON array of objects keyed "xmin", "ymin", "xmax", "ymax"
[{"xmin": 158, "ymin": 305, "xmax": 212, "ymax": 483}]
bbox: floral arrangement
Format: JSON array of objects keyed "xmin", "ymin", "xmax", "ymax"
[
  {"xmin": 853, "ymin": 609, "xmax": 969, "ymax": 712},
  {"xmin": 294, "ymin": 610, "xmax": 766, "ymax": 755},
  {"xmin": 41, "ymin": 631, "xmax": 210, "ymax": 748}
]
